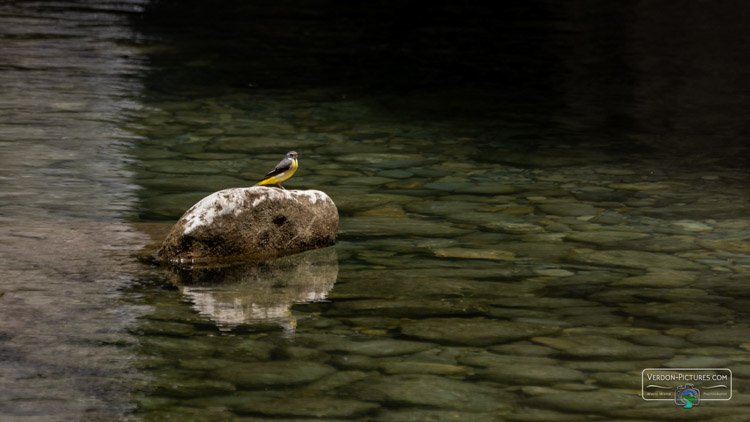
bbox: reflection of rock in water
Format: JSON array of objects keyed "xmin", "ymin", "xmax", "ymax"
[{"xmin": 168, "ymin": 248, "xmax": 337, "ymax": 332}]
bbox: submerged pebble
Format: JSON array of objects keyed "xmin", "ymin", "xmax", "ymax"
[
  {"xmin": 350, "ymin": 374, "xmax": 510, "ymax": 412},
  {"xmin": 212, "ymin": 361, "xmax": 335, "ymax": 388},
  {"xmin": 567, "ymin": 249, "xmax": 704, "ymax": 270},
  {"xmin": 400, "ymin": 318, "xmax": 559, "ymax": 346}
]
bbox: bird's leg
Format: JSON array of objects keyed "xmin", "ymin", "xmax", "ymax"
[{"xmin": 276, "ymin": 182, "xmax": 285, "ymax": 190}]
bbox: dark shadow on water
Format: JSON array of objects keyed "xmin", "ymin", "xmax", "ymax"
[{"xmin": 131, "ymin": 0, "xmax": 750, "ymax": 166}]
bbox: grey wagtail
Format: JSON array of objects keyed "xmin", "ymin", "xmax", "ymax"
[{"xmin": 255, "ymin": 151, "xmax": 298, "ymax": 189}]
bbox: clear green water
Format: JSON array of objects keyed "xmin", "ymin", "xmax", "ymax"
[{"xmin": 2, "ymin": 1, "xmax": 750, "ymax": 421}]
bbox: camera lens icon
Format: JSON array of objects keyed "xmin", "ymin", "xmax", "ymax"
[{"xmin": 674, "ymin": 384, "xmax": 700, "ymax": 408}]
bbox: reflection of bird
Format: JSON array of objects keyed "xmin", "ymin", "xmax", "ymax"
[{"xmin": 255, "ymin": 151, "xmax": 298, "ymax": 189}]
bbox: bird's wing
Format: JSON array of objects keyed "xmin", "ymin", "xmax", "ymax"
[{"xmin": 261, "ymin": 157, "xmax": 293, "ymax": 179}]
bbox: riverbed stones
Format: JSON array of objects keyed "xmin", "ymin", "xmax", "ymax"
[
  {"xmin": 565, "ymin": 230, "xmax": 650, "ymax": 244},
  {"xmin": 622, "ymin": 302, "xmax": 733, "ymax": 324},
  {"xmin": 158, "ymin": 187, "xmax": 338, "ymax": 264},
  {"xmin": 212, "ymin": 361, "xmax": 335, "ymax": 388},
  {"xmin": 687, "ymin": 327, "xmax": 750, "ymax": 346},
  {"xmin": 700, "ymin": 239, "xmax": 750, "ymax": 254},
  {"xmin": 672, "ymin": 220, "xmax": 713, "ymax": 232},
  {"xmin": 400, "ymin": 318, "xmax": 559, "ymax": 346},
  {"xmin": 609, "ymin": 182, "xmax": 671, "ymax": 191},
  {"xmin": 125, "ymin": 92, "xmax": 750, "ymax": 422},
  {"xmin": 317, "ymin": 339, "xmax": 436, "ymax": 357},
  {"xmin": 567, "ymin": 249, "xmax": 704, "ymax": 270},
  {"xmin": 379, "ymin": 361, "xmax": 471, "ymax": 376},
  {"xmin": 350, "ymin": 374, "xmax": 510, "ymax": 412},
  {"xmin": 433, "ymin": 247, "xmax": 516, "ymax": 261},
  {"xmin": 231, "ymin": 396, "xmax": 379, "ymax": 418},
  {"xmin": 227, "ymin": 339, "xmax": 276, "ymax": 361},
  {"xmin": 530, "ymin": 391, "xmax": 643, "ymax": 413},
  {"xmin": 340, "ymin": 215, "xmax": 470, "ymax": 237},
  {"xmin": 611, "ymin": 270, "xmax": 698, "ymax": 287},
  {"xmin": 481, "ymin": 363, "xmax": 587, "ymax": 385},
  {"xmin": 538, "ymin": 202, "xmax": 597, "ymax": 217},
  {"xmin": 534, "ymin": 335, "xmax": 675, "ymax": 360}
]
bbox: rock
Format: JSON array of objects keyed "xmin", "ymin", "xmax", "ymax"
[
  {"xmin": 433, "ymin": 248, "xmax": 516, "ymax": 261},
  {"xmin": 332, "ymin": 299, "xmax": 484, "ymax": 318},
  {"xmin": 488, "ymin": 297, "xmax": 596, "ymax": 309},
  {"xmin": 589, "ymin": 212, "xmax": 627, "ymax": 225},
  {"xmin": 276, "ymin": 346, "xmax": 330, "ymax": 361},
  {"xmin": 378, "ymin": 169, "xmax": 414, "ymax": 179},
  {"xmin": 700, "ymin": 239, "xmax": 750, "ymax": 255},
  {"xmin": 590, "ymin": 372, "xmax": 642, "ymax": 389},
  {"xmin": 400, "ymin": 318, "xmax": 559, "ymax": 346},
  {"xmin": 609, "ymin": 182, "xmax": 671, "ymax": 191},
  {"xmin": 621, "ymin": 235, "xmax": 698, "ymax": 253},
  {"xmin": 158, "ymin": 187, "xmax": 338, "ymax": 264},
  {"xmin": 342, "ymin": 176, "xmax": 398, "ymax": 186},
  {"xmin": 672, "ymin": 220, "xmax": 713, "ymax": 232},
  {"xmin": 458, "ymin": 352, "xmax": 556, "ymax": 367},
  {"xmin": 212, "ymin": 361, "xmax": 335, "ymax": 388},
  {"xmin": 485, "ymin": 221, "xmax": 546, "ymax": 234},
  {"xmin": 135, "ymin": 320, "xmax": 195, "ymax": 337},
  {"xmin": 139, "ymin": 336, "xmax": 217, "ymax": 359},
  {"xmin": 317, "ymin": 339, "xmax": 436, "ymax": 357},
  {"xmin": 623, "ymin": 302, "xmax": 733, "ymax": 324},
  {"xmin": 687, "ymin": 327, "xmax": 750, "ymax": 346},
  {"xmin": 340, "ymin": 216, "xmax": 470, "ymax": 237},
  {"xmin": 478, "ymin": 204, "xmax": 535, "ymax": 215},
  {"xmin": 306, "ymin": 371, "xmax": 370, "ymax": 391},
  {"xmin": 663, "ymin": 355, "xmax": 732, "ymax": 368},
  {"xmin": 226, "ymin": 339, "xmax": 276, "ymax": 361},
  {"xmin": 567, "ymin": 249, "xmax": 704, "ymax": 270},
  {"xmin": 379, "ymin": 361, "xmax": 471, "ymax": 376},
  {"xmin": 462, "ymin": 183, "xmax": 520, "ymax": 195},
  {"xmin": 563, "ymin": 314, "xmax": 626, "ymax": 326},
  {"xmin": 565, "ymin": 231, "xmax": 650, "ymax": 245},
  {"xmin": 330, "ymin": 354, "xmax": 379, "ymax": 371},
  {"xmin": 405, "ymin": 200, "xmax": 479, "ymax": 216},
  {"xmin": 630, "ymin": 334, "xmax": 693, "ymax": 348},
  {"xmin": 350, "ymin": 374, "xmax": 509, "ymax": 412},
  {"xmin": 611, "ymin": 270, "xmax": 697, "ymax": 287},
  {"xmin": 231, "ymin": 396, "xmax": 379, "ymax": 418},
  {"xmin": 609, "ymin": 406, "xmax": 750, "ymax": 420},
  {"xmin": 538, "ymin": 202, "xmax": 597, "ymax": 217},
  {"xmin": 179, "ymin": 358, "xmax": 234, "ymax": 371},
  {"xmin": 643, "ymin": 202, "xmax": 750, "ymax": 219},
  {"xmin": 480, "ymin": 363, "xmax": 586, "ymax": 385},
  {"xmin": 534, "ymin": 268, "xmax": 576, "ymax": 277},
  {"xmin": 549, "ymin": 336, "xmax": 676, "ymax": 360},
  {"xmin": 489, "ymin": 343, "xmax": 557, "ymax": 356},
  {"xmin": 495, "ymin": 242, "xmax": 579, "ymax": 260},
  {"xmin": 373, "ymin": 410, "xmax": 497, "ymax": 422},
  {"xmin": 530, "ymin": 391, "xmax": 643, "ymax": 413}
]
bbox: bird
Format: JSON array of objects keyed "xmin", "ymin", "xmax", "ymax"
[{"xmin": 255, "ymin": 151, "xmax": 298, "ymax": 189}]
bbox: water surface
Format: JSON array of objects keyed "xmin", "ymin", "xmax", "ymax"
[{"xmin": 2, "ymin": 1, "xmax": 750, "ymax": 421}]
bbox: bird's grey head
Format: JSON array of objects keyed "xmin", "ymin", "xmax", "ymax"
[{"xmin": 286, "ymin": 151, "xmax": 298, "ymax": 159}]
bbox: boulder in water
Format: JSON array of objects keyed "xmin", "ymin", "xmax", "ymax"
[{"xmin": 158, "ymin": 187, "xmax": 338, "ymax": 265}]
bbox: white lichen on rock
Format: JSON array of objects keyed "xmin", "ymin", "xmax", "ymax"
[
  {"xmin": 183, "ymin": 189, "xmax": 249, "ymax": 235},
  {"xmin": 182, "ymin": 188, "xmax": 332, "ymax": 235}
]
